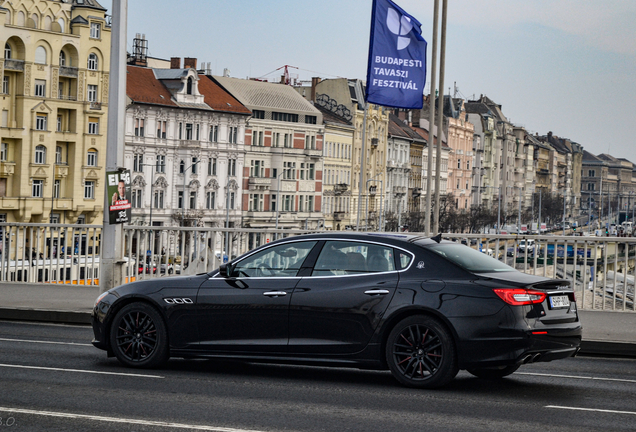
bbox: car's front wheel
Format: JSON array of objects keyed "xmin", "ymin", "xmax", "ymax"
[
  {"xmin": 109, "ymin": 302, "xmax": 169, "ymax": 368},
  {"xmin": 386, "ymin": 315, "xmax": 458, "ymax": 389},
  {"xmin": 467, "ymin": 364, "xmax": 520, "ymax": 379}
]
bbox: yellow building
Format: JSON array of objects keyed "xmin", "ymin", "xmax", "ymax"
[{"xmin": 0, "ymin": 0, "xmax": 110, "ymax": 224}]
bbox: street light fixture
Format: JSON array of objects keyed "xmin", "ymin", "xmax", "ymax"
[{"xmin": 366, "ymin": 172, "xmax": 383, "ymax": 232}]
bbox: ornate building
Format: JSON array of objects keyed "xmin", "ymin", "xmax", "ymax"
[
  {"xmin": 0, "ymin": 0, "xmax": 110, "ymax": 224},
  {"xmin": 124, "ymin": 61, "xmax": 250, "ymax": 239}
]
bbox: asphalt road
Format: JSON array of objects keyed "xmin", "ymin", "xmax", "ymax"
[{"xmin": 1, "ymin": 321, "xmax": 635, "ymax": 432}]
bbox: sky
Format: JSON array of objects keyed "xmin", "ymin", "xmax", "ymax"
[{"xmin": 100, "ymin": 0, "xmax": 636, "ymax": 162}]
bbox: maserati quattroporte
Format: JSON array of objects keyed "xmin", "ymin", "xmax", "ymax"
[{"xmin": 92, "ymin": 233, "xmax": 581, "ymax": 388}]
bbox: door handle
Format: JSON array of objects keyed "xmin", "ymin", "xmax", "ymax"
[
  {"xmin": 364, "ymin": 289, "xmax": 390, "ymax": 295},
  {"xmin": 263, "ymin": 291, "xmax": 287, "ymax": 297}
]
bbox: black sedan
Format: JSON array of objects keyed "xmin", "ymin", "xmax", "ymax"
[{"xmin": 92, "ymin": 233, "xmax": 582, "ymax": 388}]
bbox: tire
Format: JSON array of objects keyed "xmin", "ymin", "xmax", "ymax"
[
  {"xmin": 109, "ymin": 302, "xmax": 169, "ymax": 368},
  {"xmin": 467, "ymin": 364, "xmax": 520, "ymax": 379},
  {"xmin": 386, "ymin": 315, "xmax": 459, "ymax": 389}
]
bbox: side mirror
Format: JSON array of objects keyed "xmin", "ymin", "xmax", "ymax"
[{"xmin": 219, "ymin": 263, "xmax": 230, "ymax": 278}]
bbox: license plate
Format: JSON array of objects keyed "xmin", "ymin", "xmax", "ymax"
[{"xmin": 549, "ymin": 295, "xmax": 570, "ymax": 309}]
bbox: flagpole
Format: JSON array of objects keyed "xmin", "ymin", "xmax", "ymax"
[
  {"xmin": 432, "ymin": 0, "xmax": 447, "ymax": 234},
  {"xmin": 356, "ymin": 103, "xmax": 368, "ymax": 231},
  {"xmin": 425, "ymin": 0, "xmax": 439, "ymax": 236}
]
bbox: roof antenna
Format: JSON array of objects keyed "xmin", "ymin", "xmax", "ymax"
[{"xmin": 431, "ymin": 233, "xmax": 442, "ymax": 243}]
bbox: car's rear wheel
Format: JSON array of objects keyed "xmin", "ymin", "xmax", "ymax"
[
  {"xmin": 467, "ymin": 364, "xmax": 520, "ymax": 379},
  {"xmin": 386, "ymin": 315, "xmax": 458, "ymax": 389},
  {"xmin": 110, "ymin": 302, "xmax": 168, "ymax": 368}
]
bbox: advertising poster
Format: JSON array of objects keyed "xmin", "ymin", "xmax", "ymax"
[{"xmin": 107, "ymin": 170, "xmax": 131, "ymax": 224}]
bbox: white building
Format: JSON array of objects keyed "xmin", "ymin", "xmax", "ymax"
[{"xmin": 124, "ymin": 63, "xmax": 251, "ymax": 237}]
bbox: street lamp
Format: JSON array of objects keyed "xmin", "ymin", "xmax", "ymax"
[
  {"xmin": 181, "ymin": 158, "xmax": 201, "ymax": 226},
  {"xmin": 365, "ymin": 172, "xmax": 383, "ymax": 232}
]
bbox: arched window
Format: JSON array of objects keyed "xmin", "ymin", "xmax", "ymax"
[
  {"xmin": 87, "ymin": 149, "xmax": 97, "ymax": 166},
  {"xmin": 57, "ymin": 18, "xmax": 65, "ymax": 33},
  {"xmin": 186, "ymin": 77, "xmax": 193, "ymax": 95},
  {"xmin": 17, "ymin": 11, "xmax": 25, "ymax": 27},
  {"xmin": 4, "ymin": 10, "xmax": 10, "ymax": 25},
  {"xmin": 59, "ymin": 51, "xmax": 66, "ymax": 66},
  {"xmin": 87, "ymin": 53, "xmax": 98, "ymax": 70},
  {"xmin": 31, "ymin": 13, "xmax": 39, "ymax": 28},
  {"xmin": 44, "ymin": 15, "xmax": 52, "ymax": 30},
  {"xmin": 34, "ymin": 145, "xmax": 46, "ymax": 164},
  {"xmin": 35, "ymin": 46, "xmax": 47, "ymax": 64},
  {"xmin": 4, "ymin": 43, "xmax": 11, "ymax": 60}
]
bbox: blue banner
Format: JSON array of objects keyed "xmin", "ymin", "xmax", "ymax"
[{"xmin": 365, "ymin": 0, "xmax": 427, "ymax": 109}]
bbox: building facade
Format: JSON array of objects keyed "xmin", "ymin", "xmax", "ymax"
[
  {"xmin": 213, "ymin": 75, "xmax": 324, "ymax": 234},
  {"xmin": 124, "ymin": 63, "xmax": 251, "ymax": 243},
  {"xmin": 1, "ymin": 0, "xmax": 110, "ymax": 225}
]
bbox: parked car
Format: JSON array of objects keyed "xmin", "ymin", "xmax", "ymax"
[
  {"xmin": 518, "ymin": 239, "xmax": 535, "ymax": 254},
  {"xmin": 92, "ymin": 233, "xmax": 581, "ymax": 389}
]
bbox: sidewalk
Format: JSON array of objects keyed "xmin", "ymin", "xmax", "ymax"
[{"xmin": 0, "ymin": 283, "xmax": 634, "ymax": 358}]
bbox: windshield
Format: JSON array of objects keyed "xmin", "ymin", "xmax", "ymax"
[{"xmin": 427, "ymin": 243, "xmax": 515, "ymax": 273}]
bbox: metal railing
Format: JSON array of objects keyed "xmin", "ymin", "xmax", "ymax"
[{"xmin": 0, "ymin": 223, "xmax": 633, "ymax": 312}]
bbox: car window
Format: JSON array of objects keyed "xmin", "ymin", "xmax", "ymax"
[
  {"xmin": 231, "ymin": 241, "xmax": 317, "ymax": 278},
  {"xmin": 312, "ymin": 241, "xmax": 395, "ymax": 276},
  {"xmin": 397, "ymin": 251, "xmax": 412, "ymax": 270},
  {"xmin": 427, "ymin": 243, "xmax": 514, "ymax": 273}
]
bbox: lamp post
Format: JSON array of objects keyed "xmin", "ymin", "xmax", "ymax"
[
  {"xmin": 366, "ymin": 172, "xmax": 383, "ymax": 232},
  {"xmin": 275, "ymin": 167, "xmax": 289, "ymax": 238},
  {"xmin": 225, "ymin": 177, "xmax": 233, "ymax": 260},
  {"xmin": 181, "ymin": 159, "xmax": 201, "ymax": 226},
  {"xmin": 483, "ymin": 186, "xmax": 501, "ymax": 234}
]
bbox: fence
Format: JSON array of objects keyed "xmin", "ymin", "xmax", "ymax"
[{"xmin": 1, "ymin": 223, "xmax": 633, "ymax": 312}]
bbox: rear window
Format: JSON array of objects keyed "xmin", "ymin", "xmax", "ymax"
[{"xmin": 427, "ymin": 243, "xmax": 515, "ymax": 273}]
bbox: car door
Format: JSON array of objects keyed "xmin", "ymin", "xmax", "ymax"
[
  {"xmin": 195, "ymin": 241, "xmax": 317, "ymax": 353},
  {"xmin": 288, "ymin": 240, "xmax": 400, "ymax": 355}
]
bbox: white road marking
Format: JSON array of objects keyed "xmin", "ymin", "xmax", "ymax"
[
  {"xmin": 0, "ymin": 407, "xmax": 266, "ymax": 431},
  {"xmin": 546, "ymin": 405, "xmax": 636, "ymax": 416},
  {"xmin": 0, "ymin": 337, "xmax": 92, "ymax": 347},
  {"xmin": 0, "ymin": 363, "xmax": 163, "ymax": 379},
  {"xmin": 518, "ymin": 372, "xmax": 636, "ymax": 384}
]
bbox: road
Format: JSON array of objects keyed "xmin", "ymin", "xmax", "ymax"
[{"xmin": 1, "ymin": 321, "xmax": 635, "ymax": 432}]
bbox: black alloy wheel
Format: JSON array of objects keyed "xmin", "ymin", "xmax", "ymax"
[
  {"xmin": 386, "ymin": 315, "xmax": 458, "ymax": 389},
  {"xmin": 110, "ymin": 302, "xmax": 168, "ymax": 368},
  {"xmin": 467, "ymin": 364, "xmax": 520, "ymax": 379}
]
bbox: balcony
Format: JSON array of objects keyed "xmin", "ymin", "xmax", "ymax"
[
  {"xmin": 537, "ymin": 168, "xmax": 549, "ymax": 175},
  {"xmin": 247, "ymin": 176, "xmax": 271, "ymax": 190},
  {"xmin": 393, "ymin": 186, "xmax": 407, "ymax": 195},
  {"xmin": 0, "ymin": 161, "xmax": 15, "ymax": 176},
  {"xmin": 55, "ymin": 163, "xmax": 69, "ymax": 178},
  {"xmin": 370, "ymin": 138, "xmax": 379, "ymax": 147},
  {"xmin": 333, "ymin": 211, "xmax": 346, "ymax": 221},
  {"xmin": 4, "ymin": 59, "xmax": 24, "ymax": 71},
  {"xmin": 303, "ymin": 148, "xmax": 321, "ymax": 159},
  {"xmin": 368, "ymin": 185, "xmax": 377, "ymax": 196},
  {"xmin": 59, "ymin": 67, "xmax": 78, "ymax": 78},
  {"xmin": 58, "ymin": 95, "xmax": 78, "ymax": 101},
  {"xmin": 334, "ymin": 183, "xmax": 348, "ymax": 194},
  {"xmin": 89, "ymin": 102, "xmax": 102, "ymax": 110},
  {"xmin": 411, "ymin": 187, "xmax": 422, "ymax": 197},
  {"xmin": 178, "ymin": 140, "xmax": 200, "ymax": 148}
]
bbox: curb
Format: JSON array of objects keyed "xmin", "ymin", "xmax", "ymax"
[
  {"xmin": 579, "ymin": 340, "xmax": 636, "ymax": 359},
  {"xmin": 0, "ymin": 308, "xmax": 91, "ymax": 325}
]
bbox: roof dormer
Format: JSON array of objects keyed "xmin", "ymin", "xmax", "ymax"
[{"xmin": 154, "ymin": 68, "xmax": 205, "ymax": 105}]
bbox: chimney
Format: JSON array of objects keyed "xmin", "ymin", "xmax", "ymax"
[
  {"xmin": 311, "ymin": 77, "xmax": 321, "ymax": 102},
  {"xmin": 184, "ymin": 57, "xmax": 197, "ymax": 69},
  {"xmin": 170, "ymin": 57, "xmax": 181, "ymax": 69}
]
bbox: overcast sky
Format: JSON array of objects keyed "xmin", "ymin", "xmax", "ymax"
[{"xmin": 100, "ymin": 0, "xmax": 636, "ymax": 162}]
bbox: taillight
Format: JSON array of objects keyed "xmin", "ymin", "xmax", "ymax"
[{"xmin": 493, "ymin": 288, "xmax": 547, "ymax": 306}]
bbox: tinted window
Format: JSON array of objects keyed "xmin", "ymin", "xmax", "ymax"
[
  {"xmin": 427, "ymin": 243, "xmax": 514, "ymax": 273},
  {"xmin": 313, "ymin": 241, "xmax": 395, "ymax": 276},
  {"xmin": 231, "ymin": 241, "xmax": 317, "ymax": 278},
  {"xmin": 397, "ymin": 251, "xmax": 412, "ymax": 270}
]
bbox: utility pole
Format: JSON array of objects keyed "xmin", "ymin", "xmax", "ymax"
[
  {"xmin": 424, "ymin": 0, "xmax": 439, "ymax": 236},
  {"xmin": 101, "ymin": 0, "xmax": 128, "ymax": 293}
]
